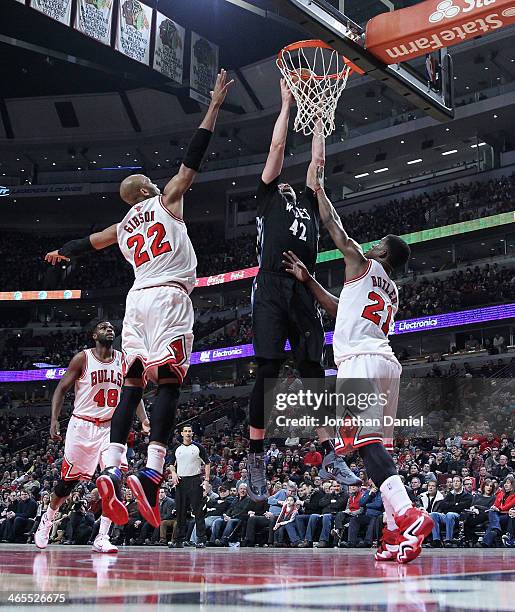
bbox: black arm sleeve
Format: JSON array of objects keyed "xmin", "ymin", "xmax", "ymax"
[
  {"xmin": 183, "ymin": 128, "xmax": 212, "ymax": 171},
  {"xmin": 59, "ymin": 236, "xmax": 94, "ymax": 258}
]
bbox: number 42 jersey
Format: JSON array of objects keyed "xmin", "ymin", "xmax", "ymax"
[
  {"xmin": 117, "ymin": 195, "xmax": 197, "ymax": 293},
  {"xmin": 333, "ymin": 259, "xmax": 399, "ymax": 365}
]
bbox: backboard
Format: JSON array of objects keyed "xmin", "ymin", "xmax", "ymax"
[{"xmin": 271, "ymin": 0, "xmax": 455, "ymax": 121}]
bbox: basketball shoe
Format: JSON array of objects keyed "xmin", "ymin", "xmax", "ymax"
[
  {"xmin": 395, "ymin": 507, "xmax": 434, "ymax": 564},
  {"xmin": 96, "ymin": 467, "xmax": 128, "ymax": 525},
  {"xmin": 34, "ymin": 512, "xmax": 53, "ymax": 549},
  {"xmin": 92, "ymin": 533, "xmax": 118, "ymax": 554},
  {"xmin": 127, "ymin": 468, "xmax": 162, "ymax": 528},
  {"xmin": 374, "ymin": 526, "xmax": 399, "ymax": 561},
  {"xmin": 319, "ymin": 451, "xmax": 362, "ymax": 486},
  {"xmin": 247, "ymin": 452, "xmax": 268, "ymax": 502}
]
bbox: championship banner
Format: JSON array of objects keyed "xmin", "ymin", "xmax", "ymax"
[
  {"xmin": 75, "ymin": 0, "xmax": 114, "ymax": 46},
  {"xmin": 189, "ymin": 31, "xmax": 219, "ymax": 106},
  {"xmin": 115, "ymin": 0, "xmax": 152, "ymax": 65},
  {"xmin": 30, "ymin": 0, "xmax": 72, "ymax": 24},
  {"xmin": 153, "ymin": 12, "xmax": 185, "ymax": 84},
  {"xmin": 366, "ymin": 0, "xmax": 515, "ymax": 64}
]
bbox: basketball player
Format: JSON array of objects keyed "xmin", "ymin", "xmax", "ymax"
[
  {"xmin": 282, "ymin": 168, "xmax": 434, "ymax": 564},
  {"xmin": 44, "ymin": 70, "xmax": 233, "ymax": 529},
  {"xmin": 247, "ymin": 79, "xmax": 359, "ymax": 503},
  {"xmin": 34, "ymin": 321, "xmax": 148, "ymax": 552}
]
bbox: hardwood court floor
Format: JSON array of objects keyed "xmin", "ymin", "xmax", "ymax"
[{"xmin": 0, "ymin": 544, "xmax": 513, "ymax": 611}]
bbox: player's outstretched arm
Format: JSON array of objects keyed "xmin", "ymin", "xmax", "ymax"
[
  {"xmin": 314, "ymin": 167, "xmax": 368, "ymax": 278},
  {"xmin": 44, "ymin": 224, "xmax": 118, "ymax": 266},
  {"xmin": 283, "ymin": 250, "xmax": 339, "ymax": 318},
  {"xmin": 162, "ymin": 69, "xmax": 234, "ymax": 218},
  {"xmin": 306, "ymin": 119, "xmax": 325, "ymax": 191},
  {"xmin": 50, "ymin": 352, "xmax": 85, "ymax": 439},
  {"xmin": 261, "ymin": 79, "xmax": 293, "ymax": 184}
]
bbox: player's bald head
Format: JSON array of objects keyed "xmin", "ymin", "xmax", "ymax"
[{"xmin": 119, "ymin": 174, "xmax": 160, "ymax": 205}]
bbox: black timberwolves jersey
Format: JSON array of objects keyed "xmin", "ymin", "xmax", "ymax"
[{"xmin": 255, "ymin": 177, "xmax": 319, "ymax": 275}]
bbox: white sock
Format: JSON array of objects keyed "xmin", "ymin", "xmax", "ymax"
[
  {"xmin": 146, "ymin": 443, "xmax": 166, "ymax": 473},
  {"xmin": 46, "ymin": 506, "xmax": 57, "ymax": 521},
  {"xmin": 380, "ymin": 475, "xmax": 412, "ymax": 517},
  {"xmin": 382, "ymin": 495, "xmax": 398, "ymax": 531},
  {"xmin": 103, "ymin": 443, "xmax": 125, "ymax": 469},
  {"xmin": 98, "ymin": 515, "xmax": 112, "ymax": 537}
]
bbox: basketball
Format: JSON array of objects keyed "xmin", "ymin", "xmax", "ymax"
[{"xmin": 290, "ymin": 67, "xmax": 314, "ymax": 83}]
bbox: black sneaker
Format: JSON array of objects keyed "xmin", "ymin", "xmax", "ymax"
[
  {"xmin": 196, "ymin": 542, "xmax": 206, "ymax": 549},
  {"xmin": 127, "ymin": 468, "xmax": 163, "ymax": 528},
  {"xmin": 247, "ymin": 452, "xmax": 268, "ymax": 502},
  {"xmin": 96, "ymin": 467, "xmax": 129, "ymax": 525},
  {"xmin": 319, "ymin": 451, "xmax": 362, "ymax": 486}
]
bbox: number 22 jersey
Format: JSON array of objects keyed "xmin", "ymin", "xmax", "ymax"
[
  {"xmin": 117, "ymin": 195, "xmax": 197, "ymax": 293},
  {"xmin": 333, "ymin": 259, "xmax": 399, "ymax": 365}
]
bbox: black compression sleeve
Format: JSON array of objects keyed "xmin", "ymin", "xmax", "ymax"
[
  {"xmin": 183, "ymin": 128, "xmax": 212, "ymax": 171},
  {"xmin": 59, "ymin": 236, "xmax": 94, "ymax": 258}
]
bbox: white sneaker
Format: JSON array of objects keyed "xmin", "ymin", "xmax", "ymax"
[
  {"xmin": 92, "ymin": 534, "xmax": 118, "ymax": 553},
  {"xmin": 34, "ymin": 513, "xmax": 53, "ymax": 550}
]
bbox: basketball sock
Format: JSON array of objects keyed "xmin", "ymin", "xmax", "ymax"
[
  {"xmin": 358, "ymin": 442, "xmax": 396, "ymax": 487},
  {"xmin": 382, "ymin": 495, "xmax": 398, "ymax": 531},
  {"xmin": 146, "ymin": 443, "xmax": 166, "ymax": 473},
  {"xmin": 249, "ymin": 439, "xmax": 264, "ymax": 454},
  {"xmin": 46, "ymin": 506, "xmax": 57, "ymax": 521},
  {"xmin": 103, "ymin": 443, "xmax": 126, "ymax": 469},
  {"xmin": 149, "ymin": 383, "xmax": 180, "ymax": 445},
  {"xmin": 321, "ymin": 439, "xmax": 334, "ymax": 456},
  {"xmin": 110, "ymin": 386, "xmax": 143, "ymax": 444},
  {"xmin": 380, "ymin": 475, "xmax": 413, "ymax": 517},
  {"xmin": 98, "ymin": 515, "xmax": 112, "ymax": 537}
]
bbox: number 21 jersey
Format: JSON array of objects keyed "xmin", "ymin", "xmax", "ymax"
[
  {"xmin": 333, "ymin": 259, "xmax": 399, "ymax": 365},
  {"xmin": 117, "ymin": 195, "xmax": 197, "ymax": 293}
]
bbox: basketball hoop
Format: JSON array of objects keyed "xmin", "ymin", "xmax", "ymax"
[{"xmin": 277, "ymin": 40, "xmax": 362, "ymax": 138}]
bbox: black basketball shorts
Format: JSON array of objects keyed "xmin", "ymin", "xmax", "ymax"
[{"xmin": 251, "ymin": 271, "xmax": 324, "ymax": 364}]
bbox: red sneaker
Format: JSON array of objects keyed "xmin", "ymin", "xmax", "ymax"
[
  {"xmin": 395, "ymin": 507, "xmax": 434, "ymax": 564},
  {"xmin": 374, "ymin": 526, "xmax": 399, "ymax": 561},
  {"xmin": 127, "ymin": 470, "xmax": 162, "ymax": 528}
]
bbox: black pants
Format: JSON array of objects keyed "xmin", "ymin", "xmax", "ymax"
[
  {"xmin": 175, "ymin": 475, "xmax": 206, "ymax": 543},
  {"xmin": 245, "ymin": 515, "xmax": 275, "ymax": 545},
  {"xmin": 464, "ymin": 512, "xmax": 489, "ymax": 541}
]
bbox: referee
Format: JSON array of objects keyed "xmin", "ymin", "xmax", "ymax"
[
  {"xmin": 247, "ymin": 79, "xmax": 359, "ymax": 501},
  {"xmin": 169, "ymin": 425, "xmax": 210, "ymax": 548}
]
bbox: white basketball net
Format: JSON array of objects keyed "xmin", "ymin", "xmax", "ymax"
[{"xmin": 277, "ymin": 41, "xmax": 351, "ymax": 138}]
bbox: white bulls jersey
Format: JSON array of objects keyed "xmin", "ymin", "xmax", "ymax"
[
  {"xmin": 117, "ymin": 195, "xmax": 197, "ymax": 293},
  {"xmin": 333, "ymin": 259, "xmax": 399, "ymax": 365},
  {"xmin": 73, "ymin": 349, "xmax": 124, "ymax": 420}
]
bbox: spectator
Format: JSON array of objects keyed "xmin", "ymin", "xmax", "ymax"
[
  {"xmin": 1, "ymin": 490, "xmax": 37, "ymax": 543},
  {"xmin": 429, "ymin": 476, "xmax": 473, "ymax": 547},
  {"xmin": 481, "ymin": 475, "xmax": 515, "ymax": 547},
  {"xmin": 492, "ymin": 455, "xmax": 512, "ymax": 481},
  {"xmin": 303, "ymin": 444, "xmax": 323, "ymax": 468},
  {"xmin": 463, "ymin": 479, "xmax": 496, "ymax": 545},
  {"xmin": 344, "ymin": 482, "xmax": 383, "ymax": 549},
  {"xmin": 210, "ymin": 483, "xmax": 252, "ymax": 546},
  {"xmin": 272, "ymin": 495, "xmax": 299, "ymax": 547},
  {"xmin": 418, "ymin": 480, "xmax": 444, "ymax": 514}
]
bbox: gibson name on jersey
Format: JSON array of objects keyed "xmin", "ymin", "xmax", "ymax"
[{"xmin": 123, "ymin": 209, "xmax": 155, "ymax": 234}]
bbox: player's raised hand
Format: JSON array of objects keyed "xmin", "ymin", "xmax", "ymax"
[
  {"xmin": 210, "ymin": 69, "xmax": 234, "ymax": 108},
  {"xmin": 280, "ymin": 78, "xmax": 294, "ymax": 106},
  {"xmin": 282, "ymin": 251, "xmax": 310, "ymax": 283},
  {"xmin": 44, "ymin": 250, "xmax": 70, "ymax": 266}
]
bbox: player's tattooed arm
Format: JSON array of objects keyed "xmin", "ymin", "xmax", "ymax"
[
  {"xmin": 162, "ymin": 69, "xmax": 234, "ymax": 218},
  {"xmin": 306, "ymin": 119, "xmax": 325, "ymax": 191},
  {"xmin": 44, "ymin": 224, "xmax": 118, "ymax": 265},
  {"xmin": 50, "ymin": 352, "xmax": 85, "ymax": 439},
  {"xmin": 283, "ymin": 251, "xmax": 339, "ymax": 318},
  {"xmin": 314, "ymin": 166, "xmax": 367, "ymax": 278},
  {"xmin": 261, "ymin": 79, "xmax": 293, "ymax": 185}
]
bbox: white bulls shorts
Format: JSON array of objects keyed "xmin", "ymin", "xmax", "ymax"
[
  {"xmin": 334, "ymin": 353, "xmax": 401, "ymax": 455},
  {"xmin": 122, "ymin": 284, "xmax": 194, "ymax": 384},
  {"xmin": 61, "ymin": 416, "xmax": 128, "ymax": 481}
]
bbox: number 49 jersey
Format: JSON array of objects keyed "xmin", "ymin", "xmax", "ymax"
[
  {"xmin": 333, "ymin": 259, "xmax": 399, "ymax": 366},
  {"xmin": 117, "ymin": 195, "xmax": 197, "ymax": 293},
  {"xmin": 73, "ymin": 349, "xmax": 124, "ymax": 420}
]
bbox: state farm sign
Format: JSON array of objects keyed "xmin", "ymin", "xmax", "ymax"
[{"xmin": 366, "ymin": 0, "xmax": 515, "ymax": 64}]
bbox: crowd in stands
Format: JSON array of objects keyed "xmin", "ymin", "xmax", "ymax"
[
  {"xmin": 0, "ymin": 381, "xmax": 514, "ymax": 549},
  {"xmin": 1, "ymin": 174, "xmax": 513, "ymax": 293}
]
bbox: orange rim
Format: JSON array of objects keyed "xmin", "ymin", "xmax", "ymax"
[{"xmin": 277, "ymin": 39, "xmax": 365, "ymax": 78}]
